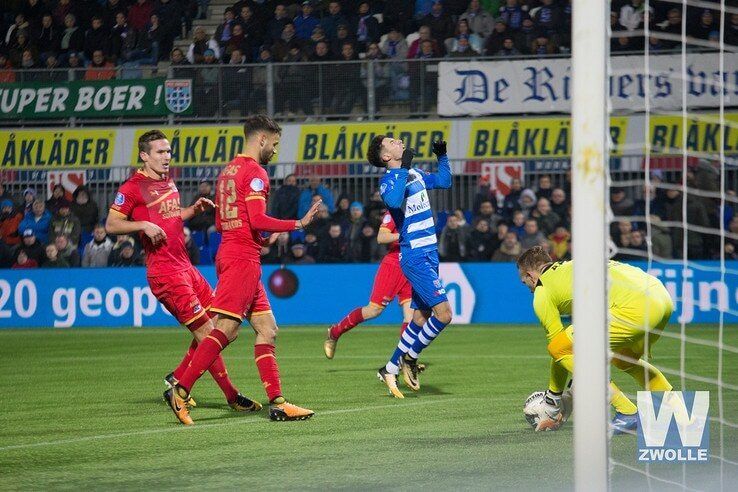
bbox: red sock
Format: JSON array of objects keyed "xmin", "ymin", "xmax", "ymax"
[
  {"xmin": 254, "ymin": 344, "xmax": 282, "ymax": 402},
  {"xmin": 172, "ymin": 339, "xmax": 197, "ymax": 380},
  {"xmin": 177, "ymin": 329, "xmax": 229, "ymax": 394},
  {"xmin": 208, "ymin": 355, "xmax": 239, "ymax": 402},
  {"xmin": 330, "ymin": 307, "xmax": 365, "ymax": 339},
  {"xmin": 399, "ymin": 322, "xmax": 408, "ymax": 336}
]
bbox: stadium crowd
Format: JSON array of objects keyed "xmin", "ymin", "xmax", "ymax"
[
  {"xmin": 0, "ymin": 158, "xmax": 728, "ymax": 268},
  {"xmin": 1, "ymin": 0, "xmax": 736, "ymax": 79}
]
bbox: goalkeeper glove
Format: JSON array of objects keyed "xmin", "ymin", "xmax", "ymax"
[
  {"xmin": 431, "ymin": 139, "xmax": 447, "ymax": 158},
  {"xmin": 401, "ymin": 148, "xmax": 415, "ymax": 169},
  {"xmin": 535, "ymin": 390, "xmax": 564, "ymax": 432}
]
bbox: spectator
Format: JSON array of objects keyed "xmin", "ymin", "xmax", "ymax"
[
  {"xmin": 321, "ymin": 1, "xmax": 347, "ymax": 40},
  {"xmin": 169, "ymin": 47, "xmax": 190, "ymax": 72},
  {"xmin": 110, "ymin": 11, "xmax": 134, "ymax": 61},
  {"xmin": 102, "ymin": 0, "xmax": 126, "ymax": 30},
  {"xmin": 272, "ymin": 174, "xmax": 300, "ymax": 220},
  {"xmin": 509, "ymin": 209, "xmax": 526, "ymax": 237},
  {"xmin": 84, "ymin": 17, "xmax": 110, "ymax": 61},
  {"xmin": 439, "ymin": 215, "xmax": 468, "ymax": 261},
  {"xmin": 236, "ymin": 5, "xmax": 263, "ymax": 47},
  {"xmin": 46, "ymin": 184, "xmax": 69, "ymax": 214},
  {"xmin": 43, "ymin": 243, "xmax": 70, "ymax": 268},
  {"xmin": 531, "ymin": 197, "xmax": 560, "ymax": 236},
  {"xmin": 484, "ymin": 17, "xmax": 509, "ymax": 56},
  {"xmin": 332, "ymin": 196, "xmax": 351, "ymax": 225},
  {"xmin": 187, "ymin": 26, "xmax": 220, "ymax": 63},
  {"xmin": 407, "ymin": 25, "xmax": 440, "ymax": 58},
  {"xmin": 298, "ymin": 177, "xmax": 335, "ymax": 217},
  {"xmin": 447, "ymin": 34, "xmax": 481, "ymax": 57},
  {"xmin": 330, "ymin": 24, "xmax": 355, "ymax": 58},
  {"xmin": 318, "ymin": 223, "xmax": 348, "ymax": 262},
  {"xmin": 84, "ymin": 50, "xmax": 116, "ymax": 80},
  {"xmin": 0, "ymin": 54, "xmax": 15, "ymax": 83},
  {"xmin": 108, "ymin": 234, "xmax": 135, "ymax": 265},
  {"xmin": 55, "ymin": 234, "xmax": 80, "ymax": 266},
  {"xmin": 501, "ymin": 177, "xmax": 523, "ymax": 219},
  {"xmin": 272, "ymin": 23, "xmax": 300, "ymax": 61},
  {"xmin": 467, "ymin": 219, "xmax": 496, "ymax": 261},
  {"xmin": 154, "ymin": 0, "xmax": 179, "ymax": 56},
  {"xmin": 381, "ymin": 26, "xmax": 409, "ymax": 58},
  {"xmin": 496, "ymin": 36, "xmax": 520, "ymax": 56},
  {"xmin": 109, "ymin": 242, "xmax": 141, "ymax": 266},
  {"xmin": 550, "ymin": 188, "xmax": 568, "ymax": 221},
  {"xmin": 331, "ymin": 42, "xmax": 362, "ymax": 115},
  {"xmin": 518, "ymin": 188, "xmax": 537, "ymax": 216},
  {"xmin": 193, "ymin": 49, "xmax": 220, "ymax": 116},
  {"xmin": 0, "ymin": 200, "xmax": 23, "ymax": 247},
  {"xmin": 536, "ymin": 175, "xmax": 553, "ymax": 200},
  {"xmin": 475, "ymin": 199, "xmax": 502, "ymax": 231},
  {"xmin": 548, "ymin": 225, "xmax": 570, "ymax": 260},
  {"xmin": 520, "ymin": 218, "xmax": 546, "ymax": 250},
  {"xmin": 70, "ymin": 186, "xmax": 99, "ymax": 234},
  {"xmin": 531, "ymin": 32, "xmax": 556, "ymax": 55},
  {"xmin": 304, "ymin": 231, "xmax": 320, "ymax": 259},
  {"xmin": 409, "ymin": 39, "xmax": 439, "ymax": 111},
  {"xmin": 21, "ymin": 188, "xmax": 36, "ymax": 213},
  {"xmin": 514, "ymin": 17, "xmax": 537, "ymax": 54},
  {"xmin": 60, "ymin": 14, "xmax": 85, "ymax": 61},
  {"xmin": 49, "ymin": 203, "xmax": 82, "ymax": 246},
  {"xmin": 53, "ymin": 0, "xmax": 74, "ymax": 27},
  {"xmin": 725, "ymin": 12, "xmax": 738, "ymax": 46},
  {"xmin": 649, "ymin": 215, "xmax": 673, "ymax": 259},
  {"xmin": 619, "ymin": 0, "xmax": 650, "ymax": 32},
  {"xmin": 352, "ymin": 1, "xmax": 380, "ymax": 52},
  {"xmin": 612, "ymin": 220, "xmax": 633, "ymax": 248},
  {"xmin": 35, "ymin": 14, "xmax": 61, "ymax": 58},
  {"xmin": 12, "ymin": 250, "xmax": 39, "ymax": 269},
  {"xmin": 460, "ymin": 0, "xmax": 494, "ymax": 38},
  {"xmin": 363, "ymin": 189, "xmax": 386, "ymax": 227},
  {"xmin": 294, "ymin": 1, "xmax": 320, "ymax": 41},
  {"xmin": 345, "ymin": 202, "xmax": 368, "ymax": 261},
  {"xmin": 534, "ymin": 0, "xmax": 563, "ymax": 40},
  {"xmin": 18, "ymin": 229, "xmax": 45, "ymax": 265},
  {"xmin": 19, "ymin": 199, "xmax": 52, "ymax": 244},
  {"xmin": 66, "ymin": 52, "xmax": 84, "ymax": 76},
  {"xmin": 22, "ymin": 0, "xmax": 45, "ymax": 26},
  {"xmin": 267, "ymin": 3, "xmax": 291, "ymax": 44},
  {"xmin": 214, "ymin": 7, "xmax": 236, "ymax": 49},
  {"xmin": 492, "ymin": 231, "xmax": 522, "ymax": 262},
  {"xmin": 663, "ymin": 188, "xmax": 711, "ymax": 259},
  {"xmin": 82, "ymin": 224, "xmax": 113, "ymax": 267},
  {"xmin": 129, "ymin": 0, "xmax": 154, "ymax": 33},
  {"xmin": 610, "ymin": 188, "xmax": 634, "ymax": 216},
  {"xmin": 183, "ymin": 227, "xmax": 200, "ymax": 265},
  {"xmin": 499, "ymin": 0, "xmax": 524, "ymax": 31},
  {"xmin": 187, "ymin": 180, "xmax": 216, "ymax": 233},
  {"xmin": 421, "ymin": 1, "xmax": 455, "ymax": 46},
  {"xmin": 657, "ymin": 8, "xmax": 682, "ymax": 49},
  {"xmin": 287, "ymin": 243, "xmax": 315, "ymax": 264}
]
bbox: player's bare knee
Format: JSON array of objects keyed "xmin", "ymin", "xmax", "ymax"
[
  {"xmin": 364, "ymin": 304, "xmax": 384, "ymax": 319},
  {"xmin": 434, "ymin": 303, "xmax": 453, "ymax": 325}
]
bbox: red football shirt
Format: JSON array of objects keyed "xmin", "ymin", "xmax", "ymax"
[
  {"xmin": 215, "ymin": 155, "xmax": 297, "ymax": 261},
  {"xmin": 109, "ymin": 170, "xmax": 191, "ymax": 276},
  {"xmin": 379, "ymin": 211, "xmax": 400, "ymax": 260}
]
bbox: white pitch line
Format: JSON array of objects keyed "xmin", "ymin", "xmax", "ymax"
[{"xmin": 0, "ymin": 398, "xmax": 454, "ymax": 453}]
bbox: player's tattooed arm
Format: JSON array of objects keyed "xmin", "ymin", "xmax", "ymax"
[
  {"xmin": 181, "ymin": 197, "xmax": 215, "ymax": 221},
  {"xmin": 105, "ymin": 210, "xmax": 166, "ymax": 245}
]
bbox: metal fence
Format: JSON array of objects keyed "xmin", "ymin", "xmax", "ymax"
[{"xmin": 3, "ymin": 156, "xmax": 732, "ymax": 217}]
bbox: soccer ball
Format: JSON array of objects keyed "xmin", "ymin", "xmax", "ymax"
[
  {"xmin": 523, "ymin": 389, "xmax": 574, "ymax": 429},
  {"xmin": 523, "ymin": 391, "xmax": 546, "ymax": 428}
]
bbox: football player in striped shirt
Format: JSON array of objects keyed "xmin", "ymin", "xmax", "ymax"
[{"xmin": 367, "ymin": 136, "xmax": 452, "ymax": 398}]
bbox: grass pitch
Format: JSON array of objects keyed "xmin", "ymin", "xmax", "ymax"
[{"xmin": 1, "ymin": 324, "xmax": 736, "ymax": 491}]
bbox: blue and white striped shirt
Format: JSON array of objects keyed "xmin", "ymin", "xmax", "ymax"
[{"xmin": 379, "ymin": 155, "xmax": 452, "ymax": 257}]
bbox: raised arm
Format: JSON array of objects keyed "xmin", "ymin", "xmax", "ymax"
[
  {"xmin": 245, "ymin": 195, "xmax": 321, "ymax": 232},
  {"xmin": 422, "ymin": 140, "xmax": 452, "ymax": 190}
]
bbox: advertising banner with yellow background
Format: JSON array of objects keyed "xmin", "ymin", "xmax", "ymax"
[
  {"xmin": 296, "ymin": 121, "xmax": 451, "ymax": 163},
  {"xmin": 466, "ymin": 117, "xmax": 629, "ymax": 159},
  {"xmin": 130, "ymin": 126, "xmax": 245, "ymax": 166},
  {"xmin": 648, "ymin": 113, "xmax": 738, "ymax": 155},
  {"xmin": 0, "ymin": 129, "xmax": 117, "ymax": 168}
]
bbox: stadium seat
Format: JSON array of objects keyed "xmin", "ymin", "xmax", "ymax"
[{"xmin": 208, "ymin": 231, "xmax": 221, "ymax": 261}]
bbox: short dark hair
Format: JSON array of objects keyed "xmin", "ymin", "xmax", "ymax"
[
  {"xmin": 367, "ymin": 135, "xmax": 386, "ymax": 167},
  {"xmin": 243, "ymin": 114, "xmax": 282, "ymax": 140},
  {"xmin": 138, "ymin": 129, "xmax": 168, "ymax": 153},
  {"xmin": 516, "ymin": 245, "xmax": 552, "ymax": 271}
]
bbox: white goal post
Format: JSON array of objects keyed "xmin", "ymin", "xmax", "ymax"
[{"xmin": 571, "ymin": 0, "xmax": 610, "ymax": 490}]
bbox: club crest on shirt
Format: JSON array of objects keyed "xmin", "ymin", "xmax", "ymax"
[
  {"xmin": 382, "ymin": 214, "xmax": 391, "ymax": 224},
  {"xmin": 250, "ymin": 178, "xmax": 265, "ymax": 192},
  {"xmin": 380, "ymin": 183, "xmax": 387, "ymax": 194},
  {"xmin": 114, "ymin": 192, "xmax": 125, "ymax": 206}
]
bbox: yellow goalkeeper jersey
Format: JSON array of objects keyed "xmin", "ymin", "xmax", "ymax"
[{"xmin": 533, "ymin": 260, "xmax": 672, "ymax": 341}]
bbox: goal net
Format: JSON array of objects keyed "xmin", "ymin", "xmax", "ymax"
[{"xmin": 573, "ymin": 0, "xmax": 738, "ymax": 490}]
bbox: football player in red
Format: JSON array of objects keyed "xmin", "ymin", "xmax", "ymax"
[
  {"xmin": 106, "ymin": 130, "xmax": 261, "ymax": 421},
  {"xmin": 166, "ymin": 115, "xmax": 322, "ymax": 425},
  {"xmin": 323, "ymin": 211, "xmax": 413, "ymax": 359}
]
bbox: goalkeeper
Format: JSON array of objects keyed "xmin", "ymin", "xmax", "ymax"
[{"xmin": 517, "ymin": 246, "xmax": 674, "ymax": 433}]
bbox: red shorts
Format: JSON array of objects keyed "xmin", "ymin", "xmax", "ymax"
[
  {"xmin": 148, "ymin": 266, "xmax": 214, "ymax": 328},
  {"xmin": 369, "ymin": 256, "xmax": 412, "ymax": 307},
  {"xmin": 211, "ymin": 256, "xmax": 271, "ymax": 321}
]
